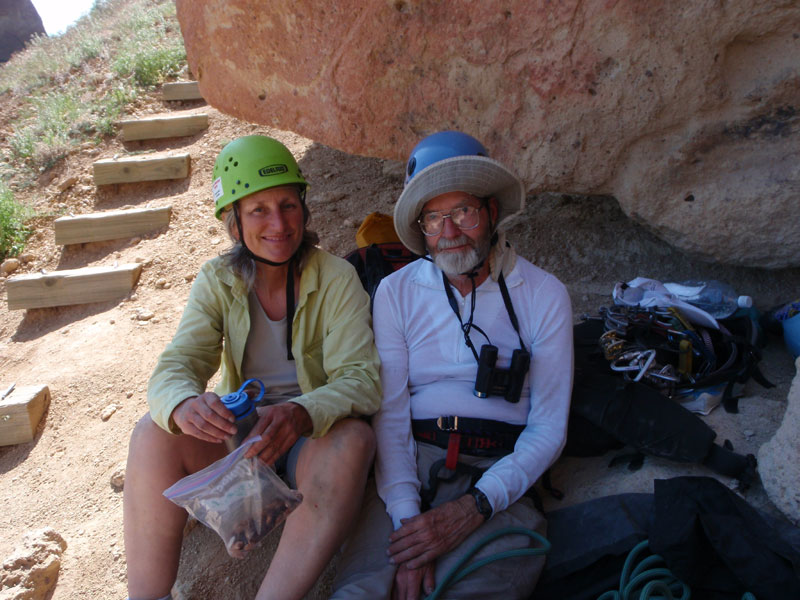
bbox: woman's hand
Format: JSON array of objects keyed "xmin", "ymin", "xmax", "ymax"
[
  {"xmin": 388, "ymin": 495, "xmax": 484, "ymax": 569},
  {"xmin": 171, "ymin": 392, "xmax": 237, "ymax": 443},
  {"xmin": 243, "ymin": 402, "xmax": 313, "ymax": 465},
  {"xmin": 392, "ymin": 561, "xmax": 436, "ymax": 600}
]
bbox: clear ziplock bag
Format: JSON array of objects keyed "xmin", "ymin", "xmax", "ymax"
[{"xmin": 164, "ymin": 437, "xmax": 303, "ymax": 558}]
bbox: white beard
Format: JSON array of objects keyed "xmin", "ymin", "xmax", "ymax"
[{"xmin": 431, "ymin": 234, "xmax": 490, "ymax": 276}]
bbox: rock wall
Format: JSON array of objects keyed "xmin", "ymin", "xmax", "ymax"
[
  {"xmin": 175, "ymin": 0, "xmax": 800, "ymax": 269},
  {"xmin": 758, "ymin": 357, "xmax": 800, "ymax": 525},
  {"xmin": 0, "ymin": 0, "xmax": 45, "ymax": 62}
]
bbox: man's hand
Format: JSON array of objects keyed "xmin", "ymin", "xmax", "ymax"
[
  {"xmin": 243, "ymin": 402, "xmax": 313, "ymax": 465},
  {"xmin": 392, "ymin": 561, "xmax": 436, "ymax": 600},
  {"xmin": 388, "ymin": 495, "xmax": 484, "ymax": 569},
  {"xmin": 172, "ymin": 392, "xmax": 236, "ymax": 442}
]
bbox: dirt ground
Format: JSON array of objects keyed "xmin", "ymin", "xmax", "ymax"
[{"xmin": 1, "ymin": 89, "xmax": 799, "ymax": 600}]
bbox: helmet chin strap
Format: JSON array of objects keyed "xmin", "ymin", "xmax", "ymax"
[{"xmin": 233, "ymin": 203, "xmax": 296, "ymax": 360}]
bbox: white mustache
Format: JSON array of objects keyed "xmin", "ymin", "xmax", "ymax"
[{"xmin": 437, "ymin": 235, "xmax": 475, "ymax": 251}]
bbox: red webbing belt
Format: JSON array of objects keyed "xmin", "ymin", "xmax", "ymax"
[{"xmin": 411, "ymin": 417, "xmax": 524, "ymax": 468}]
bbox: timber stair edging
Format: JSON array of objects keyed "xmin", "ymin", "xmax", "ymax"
[
  {"xmin": 92, "ymin": 152, "xmax": 191, "ymax": 185},
  {"xmin": 162, "ymin": 81, "xmax": 203, "ymax": 101},
  {"xmin": 6, "ymin": 80, "xmax": 210, "ymax": 311},
  {"xmin": 54, "ymin": 206, "xmax": 172, "ymax": 245},
  {"xmin": 118, "ymin": 113, "xmax": 209, "ymax": 142},
  {"xmin": 6, "ymin": 263, "xmax": 143, "ymax": 310}
]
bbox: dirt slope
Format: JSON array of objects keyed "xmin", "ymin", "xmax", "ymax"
[{"xmin": 0, "ymin": 87, "xmax": 798, "ymax": 600}]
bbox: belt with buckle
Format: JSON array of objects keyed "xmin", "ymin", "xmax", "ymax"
[{"xmin": 411, "ymin": 417, "xmax": 524, "ymax": 466}]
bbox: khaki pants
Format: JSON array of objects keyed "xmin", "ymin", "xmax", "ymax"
[{"xmin": 331, "ymin": 443, "xmax": 547, "ymax": 599}]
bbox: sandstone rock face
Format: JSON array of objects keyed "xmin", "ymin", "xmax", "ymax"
[
  {"xmin": 176, "ymin": 0, "xmax": 800, "ymax": 268},
  {"xmin": 758, "ymin": 357, "xmax": 800, "ymax": 525},
  {"xmin": 0, "ymin": 528, "xmax": 67, "ymax": 600},
  {"xmin": 0, "ymin": 0, "xmax": 45, "ymax": 63}
]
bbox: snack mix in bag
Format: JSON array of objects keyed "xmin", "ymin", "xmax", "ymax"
[{"xmin": 164, "ymin": 438, "xmax": 303, "ymax": 558}]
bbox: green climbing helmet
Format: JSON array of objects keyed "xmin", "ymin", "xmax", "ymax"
[{"xmin": 212, "ymin": 135, "xmax": 308, "ymax": 219}]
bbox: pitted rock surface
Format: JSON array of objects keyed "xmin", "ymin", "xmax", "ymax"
[
  {"xmin": 0, "ymin": 528, "xmax": 67, "ymax": 600},
  {"xmin": 176, "ymin": 0, "xmax": 800, "ymax": 268}
]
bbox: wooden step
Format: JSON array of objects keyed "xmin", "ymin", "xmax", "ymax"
[
  {"xmin": 6, "ymin": 263, "xmax": 142, "ymax": 310},
  {"xmin": 54, "ymin": 206, "xmax": 172, "ymax": 245},
  {"xmin": 0, "ymin": 385, "xmax": 50, "ymax": 446},
  {"xmin": 163, "ymin": 81, "xmax": 203, "ymax": 101},
  {"xmin": 93, "ymin": 153, "xmax": 190, "ymax": 185},
  {"xmin": 119, "ymin": 113, "xmax": 208, "ymax": 141}
]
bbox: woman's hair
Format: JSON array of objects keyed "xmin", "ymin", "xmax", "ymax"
[{"xmin": 220, "ymin": 186, "xmax": 320, "ymax": 290}]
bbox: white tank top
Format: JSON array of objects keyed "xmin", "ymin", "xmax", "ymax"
[{"xmin": 242, "ymin": 291, "xmax": 302, "ymax": 405}]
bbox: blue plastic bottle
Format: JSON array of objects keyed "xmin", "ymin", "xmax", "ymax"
[
  {"xmin": 664, "ymin": 280, "xmax": 752, "ymax": 320},
  {"xmin": 220, "ymin": 378, "xmax": 265, "ymax": 452}
]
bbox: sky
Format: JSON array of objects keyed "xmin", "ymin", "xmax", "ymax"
[{"xmin": 31, "ymin": 0, "xmax": 97, "ymax": 36}]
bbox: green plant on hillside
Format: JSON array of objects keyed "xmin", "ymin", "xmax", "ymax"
[
  {"xmin": 0, "ymin": 183, "xmax": 32, "ymax": 260},
  {"xmin": 0, "ymin": 0, "xmax": 188, "ymax": 181},
  {"xmin": 112, "ymin": 2, "xmax": 186, "ymax": 87},
  {"xmin": 8, "ymin": 89, "xmax": 84, "ymax": 171}
]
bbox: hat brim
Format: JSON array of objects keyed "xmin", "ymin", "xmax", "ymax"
[{"xmin": 394, "ymin": 155, "xmax": 525, "ymax": 256}]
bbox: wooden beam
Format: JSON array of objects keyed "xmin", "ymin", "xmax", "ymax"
[
  {"xmin": 163, "ymin": 81, "xmax": 203, "ymax": 101},
  {"xmin": 54, "ymin": 206, "xmax": 172, "ymax": 245},
  {"xmin": 6, "ymin": 264, "xmax": 142, "ymax": 310},
  {"xmin": 0, "ymin": 385, "xmax": 50, "ymax": 446},
  {"xmin": 119, "ymin": 114, "xmax": 208, "ymax": 141},
  {"xmin": 93, "ymin": 153, "xmax": 190, "ymax": 185}
]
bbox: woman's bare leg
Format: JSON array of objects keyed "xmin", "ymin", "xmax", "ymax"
[
  {"xmin": 255, "ymin": 418, "xmax": 375, "ymax": 600},
  {"xmin": 124, "ymin": 414, "xmax": 226, "ymax": 600}
]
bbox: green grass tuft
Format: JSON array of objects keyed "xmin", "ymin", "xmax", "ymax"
[
  {"xmin": 0, "ymin": 0, "xmax": 189, "ymax": 182},
  {"xmin": 0, "ymin": 183, "xmax": 33, "ymax": 260}
]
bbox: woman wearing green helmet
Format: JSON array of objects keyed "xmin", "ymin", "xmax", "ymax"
[{"xmin": 124, "ymin": 135, "xmax": 381, "ymax": 600}]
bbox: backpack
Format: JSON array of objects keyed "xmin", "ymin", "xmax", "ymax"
[
  {"xmin": 344, "ymin": 212, "xmax": 420, "ymax": 307},
  {"xmin": 565, "ymin": 308, "xmax": 772, "ymax": 487}
]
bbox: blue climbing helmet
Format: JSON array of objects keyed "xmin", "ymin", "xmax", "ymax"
[{"xmin": 394, "ymin": 130, "xmax": 525, "ymax": 256}]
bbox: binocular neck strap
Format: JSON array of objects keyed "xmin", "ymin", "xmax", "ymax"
[
  {"xmin": 441, "ymin": 271, "xmax": 525, "ymax": 362},
  {"xmin": 497, "ymin": 272, "xmax": 525, "ymax": 349}
]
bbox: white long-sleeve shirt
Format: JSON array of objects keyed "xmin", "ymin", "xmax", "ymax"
[{"xmin": 372, "ymin": 256, "xmax": 574, "ymax": 529}]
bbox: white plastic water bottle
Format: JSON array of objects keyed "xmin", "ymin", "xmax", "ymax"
[{"xmin": 663, "ymin": 280, "xmax": 752, "ymax": 320}]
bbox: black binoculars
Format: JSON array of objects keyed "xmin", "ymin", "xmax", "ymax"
[{"xmin": 473, "ymin": 344, "xmax": 530, "ymax": 403}]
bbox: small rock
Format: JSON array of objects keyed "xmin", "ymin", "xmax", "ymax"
[
  {"xmin": 184, "ymin": 273, "xmax": 196, "ymax": 282},
  {"xmin": 1, "ymin": 258, "xmax": 20, "ymax": 274},
  {"xmin": 18, "ymin": 252, "xmax": 35, "ymax": 264},
  {"xmin": 136, "ymin": 309, "xmax": 155, "ymax": 321},
  {"xmin": 110, "ymin": 465, "xmax": 125, "ymax": 490},
  {"xmin": 210, "ymin": 237, "xmax": 222, "ymax": 246},
  {"xmin": 155, "ymin": 278, "xmax": 168, "ymax": 289},
  {"xmin": 0, "ymin": 529, "xmax": 66, "ymax": 598},
  {"xmin": 130, "ymin": 237, "xmax": 142, "ymax": 245},
  {"xmin": 100, "ymin": 405, "xmax": 118, "ymax": 421},
  {"xmin": 208, "ymin": 226, "xmax": 217, "ymax": 234},
  {"xmin": 56, "ymin": 176, "xmax": 78, "ymax": 192},
  {"xmin": 109, "ymin": 319, "xmax": 115, "ymax": 325},
  {"xmin": 129, "ymin": 293, "xmax": 138, "ymax": 301},
  {"xmin": 343, "ymin": 218, "xmax": 356, "ymax": 228},
  {"xmin": 744, "ymin": 429, "xmax": 755, "ymax": 439},
  {"xmin": 126, "ymin": 391, "xmax": 133, "ymax": 399}
]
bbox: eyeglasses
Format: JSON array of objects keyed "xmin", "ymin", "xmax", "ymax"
[{"xmin": 417, "ymin": 205, "xmax": 483, "ymax": 236}]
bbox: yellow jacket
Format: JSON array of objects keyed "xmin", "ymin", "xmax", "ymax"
[{"xmin": 147, "ymin": 247, "xmax": 381, "ymax": 437}]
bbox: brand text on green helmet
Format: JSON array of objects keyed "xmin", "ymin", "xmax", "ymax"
[{"xmin": 259, "ymin": 164, "xmax": 288, "ymax": 177}]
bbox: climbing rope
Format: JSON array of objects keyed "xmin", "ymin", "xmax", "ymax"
[
  {"xmin": 423, "ymin": 527, "xmax": 549, "ymax": 600},
  {"xmin": 596, "ymin": 540, "xmax": 757, "ymax": 600}
]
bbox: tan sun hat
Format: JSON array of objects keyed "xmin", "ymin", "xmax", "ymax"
[{"xmin": 393, "ymin": 132, "xmax": 526, "ymax": 256}]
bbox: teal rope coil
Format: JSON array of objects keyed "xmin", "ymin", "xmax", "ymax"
[
  {"xmin": 423, "ymin": 526, "xmax": 549, "ymax": 600},
  {"xmin": 596, "ymin": 540, "xmax": 757, "ymax": 600}
]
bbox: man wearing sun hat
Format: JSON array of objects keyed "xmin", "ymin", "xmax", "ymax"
[{"xmin": 331, "ymin": 132, "xmax": 574, "ymax": 599}]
